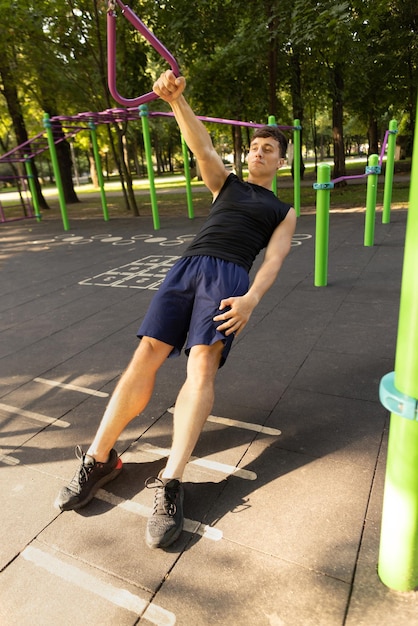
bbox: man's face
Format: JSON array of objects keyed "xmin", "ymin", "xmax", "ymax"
[{"xmin": 247, "ymin": 137, "xmax": 284, "ymax": 176}]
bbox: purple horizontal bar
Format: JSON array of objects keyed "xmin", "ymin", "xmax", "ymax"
[
  {"xmin": 332, "ymin": 173, "xmax": 368, "ymax": 185},
  {"xmin": 148, "ymin": 111, "xmax": 296, "ymax": 130}
]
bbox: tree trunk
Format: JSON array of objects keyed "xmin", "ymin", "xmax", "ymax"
[
  {"xmin": 405, "ymin": 53, "xmax": 417, "ymax": 158},
  {"xmin": 115, "ymin": 125, "xmax": 139, "ymax": 215},
  {"xmin": 48, "ymin": 119, "xmax": 79, "ymax": 204},
  {"xmin": 89, "ymin": 152, "xmax": 99, "ymax": 188},
  {"xmin": 290, "ymin": 49, "xmax": 306, "ymax": 180},
  {"xmin": 0, "ymin": 57, "xmax": 49, "ymax": 210},
  {"xmin": 367, "ymin": 114, "xmax": 379, "ymax": 156},
  {"xmin": 232, "ymin": 126, "xmax": 243, "ymax": 179},
  {"xmin": 265, "ymin": 4, "xmax": 279, "ymax": 116},
  {"xmin": 331, "ymin": 63, "xmax": 346, "ymax": 183}
]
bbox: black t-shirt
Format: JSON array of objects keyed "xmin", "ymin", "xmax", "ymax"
[{"xmin": 183, "ymin": 173, "xmax": 292, "ymax": 272}]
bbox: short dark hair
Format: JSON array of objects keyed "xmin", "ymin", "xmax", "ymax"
[{"xmin": 251, "ymin": 126, "xmax": 288, "ymax": 159}]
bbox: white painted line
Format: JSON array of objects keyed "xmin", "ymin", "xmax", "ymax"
[
  {"xmin": 21, "ymin": 546, "xmax": 176, "ymax": 626},
  {"xmin": 136, "ymin": 442, "xmax": 257, "ymax": 481},
  {"xmin": 0, "ymin": 452, "xmax": 20, "ymax": 465},
  {"xmin": 96, "ymin": 489, "xmax": 223, "ymax": 542},
  {"xmin": 193, "ymin": 457, "xmax": 256, "ymax": 480},
  {"xmin": 168, "ymin": 407, "xmax": 281, "ymax": 436},
  {"xmin": 0, "ymin": 403, "xmax": 70, "ymax": 428},
  {"xmin": 34, "ymin": 377, "xmax": 109, "ymax": 398}
]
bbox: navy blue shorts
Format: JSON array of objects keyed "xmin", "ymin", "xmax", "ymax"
[{"xmin": 137, "ymin": 255, "xmax": 249, "ymax": 367}]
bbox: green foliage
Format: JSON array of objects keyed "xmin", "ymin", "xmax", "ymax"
[{"xmin": 0, "ymin": 0, "xmax": 416, "ymax": 163}]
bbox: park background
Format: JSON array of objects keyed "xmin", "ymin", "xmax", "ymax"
[{"xmin": 0, "ymin": 0, "xmax": 416, "ymax": 220}]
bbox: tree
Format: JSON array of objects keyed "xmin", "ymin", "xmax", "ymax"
[
  {"xmin": 0, "ymin": 3, "xmax": 49, "ymax": 210},
  {"xmin": 292, "ymin": 0, "xmax": 353, "ymax": 180}
]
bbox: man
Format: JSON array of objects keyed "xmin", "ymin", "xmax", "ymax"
[{"xmin": 55, "ymin": 70, "xmax": 296, "ymax": 550}]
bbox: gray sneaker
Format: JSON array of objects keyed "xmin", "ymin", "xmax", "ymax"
[
  {"xmin": 55, "ymin": 446, "xmax": 122, "ymax": 511},
  {"xmin": 145, "ymin": 476, "xmax": 184, "ymax": 549}
]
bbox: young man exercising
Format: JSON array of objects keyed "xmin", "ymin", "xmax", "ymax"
[{"xmin": 55, "ymin": 70, "xmax": 296, "ymax": 549}]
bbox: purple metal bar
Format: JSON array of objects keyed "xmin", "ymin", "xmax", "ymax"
[
  {"xmin": 148, "ymin": 111, "xmax": 296, "ymax": 130},
  {"xmin": 331, "ymin": 129, "xmax": 391, "ymax": 185},
  {"xmin": 0, "ymin": 132, "xmax": 47, "ymax": 162},
  {"xmin": 379, "ymin": 130, "xmax": 390, "ymax": 166},
  {"xmin": 107, "ymin": 0, "xmax": 180, "ymax": 107},
  {"xmin": 0, "ymin": 176, "xmax": 34, "ymax": 224},
  {"xmin": 332, "ymin": 173, "xmax": 368, "ymax": 185}
]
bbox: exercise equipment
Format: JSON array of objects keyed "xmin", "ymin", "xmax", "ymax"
[{"xmin": 107, "ymin": 0, "xmax": 180, "ymax": 107}]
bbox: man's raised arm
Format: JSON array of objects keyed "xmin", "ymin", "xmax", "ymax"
[{"xmin": 153, "ymin": 70, "xmax": 228, "ymax": 197}]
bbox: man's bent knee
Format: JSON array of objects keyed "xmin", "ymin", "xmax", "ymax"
[
  {"xmin": 132, "ymin": 337, "xmax": 173, "ymax": 369},
  {"xmin": 187, "ymin": 342, "xmax": 224, "ymax": 381}
]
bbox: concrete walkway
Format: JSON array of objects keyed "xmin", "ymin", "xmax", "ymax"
[{"xmin": 1, "ymin": 208, "xmax": 417, "ymax": 625}]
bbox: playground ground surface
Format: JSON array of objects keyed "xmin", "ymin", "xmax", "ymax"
[{"xmin": 1, "ymin": 201, "xmax": 418, "ymax": 625}]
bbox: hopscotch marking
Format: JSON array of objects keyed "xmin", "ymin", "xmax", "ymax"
[
  {"xmin": 34, "ymin": 377, "xmax": 109, "ymax": 398},
  {"xmin": 75, "ymin": 234, "xmax": 311, "ymax": 290},
  {"xmin": 21, "ymin": 546, "xmax": 176, "ymax": 626},
  {"xmin": 78, "ymin": 255, "xmax": 180, "ymax": 290},
  {"xmin": 0, "ymin": 403, "xmax": 70, "ymax": 428}
]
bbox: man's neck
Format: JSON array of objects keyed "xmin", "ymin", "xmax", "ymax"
[{"xmin": 247, "ymin": 174, "xmax": 274, "ymax": 191}]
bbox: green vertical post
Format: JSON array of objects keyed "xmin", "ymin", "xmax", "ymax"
[
  {"xmin": 382, "ymin": 119, "xmax": 398, "ymax": 224},
  {"xmin": 364, "ymin": 154, "xmax": 380, "ymax": 246},
  {"xmin": 89, "ymin": 121, "xmax": 109, "ymax": 222},
  {"xmin": 43, "ymin": 113, "xmax": 70, "ymax": 231},
  {"xmin": 181, "ymin": 135, "xmax": 194, "ymax": 219},
  {"xmin": 268, "ymin": 115, "xmax": 278, "ymax": 196},
  {"xmin": 139, "ymin": 104, "xmax": 160, "ymax": 230},
  {"xmin": 378, "ymin": 103, "xmax": 418, "ymax": 591},
  {"xmin": 314, "ymin": 164, "xmax": 332, "ymax": 287},
  {"xmin": 293, "ymin": 119, "xmax": 301, "ymax": 217},
  {"xmin": 24, "ymin": 156, "xmax": 41, "ymax": 222}
]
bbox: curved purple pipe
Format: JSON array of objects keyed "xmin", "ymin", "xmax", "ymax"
[{"xmin": 107, "ymin": 1, "xmax": 180, "ymax": 107}]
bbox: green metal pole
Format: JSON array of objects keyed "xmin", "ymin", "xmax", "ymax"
[
  {"xmin": 382, "ymin": 119, "xmax": 398, "ymax": 224},
  {"xmin": 89, "ymin": 121, "xmax": 109, "ymax": 222},
  {"xmin": 314, "ymin": 163, "xmax": 332, "ymax": 287},
  {"xmin": 293, "ymin": 119, "xmax": 301, "ymax": 217},
  {"xmin": 181, "ymin": 135, "xmax": 194, "ymax": 219},
  {"xmin": 24, "ymin": 157, "xmax": 41, "ymax": 222},
  {"xmin": 43, "ymin": 114, "xmax": 70, "ymax": 231},
  {"xmin": 139, "ymin": 104, "xmax": 160, "ymax": 231},
  {"xmin": 378, "ymin": 103, "xmax": 418, "ymax": 591},
  {"xmin": 268, "ymin": 115, "xmax": 278, "ymax": 196},
  {"xmin": 364, "ymin": 154, "xmax": 380, "ymax": 247}
]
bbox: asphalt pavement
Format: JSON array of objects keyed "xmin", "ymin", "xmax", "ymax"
[{"xmin": 1, "ymin": 206, "xmax": 417, "ymax": 625}]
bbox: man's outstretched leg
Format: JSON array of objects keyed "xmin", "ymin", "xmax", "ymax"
[
  {"xmin": 145, "ymin": 341, "xmax": 223, "ymax": 549},
  {"xmin": 55, "ymin": 338, "xmax": 173, "ymax": 511}
]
